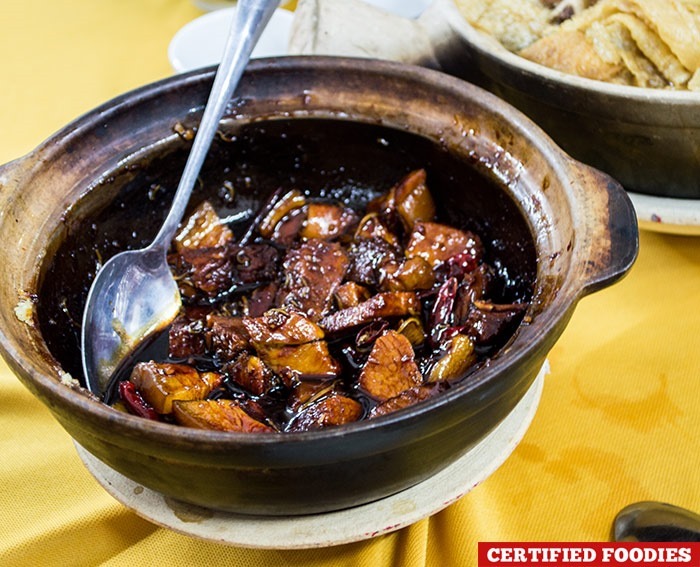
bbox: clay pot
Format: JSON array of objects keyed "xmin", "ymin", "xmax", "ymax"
[{"xmin": 0, "ymin": 57, "xmax": 637, "ymax": 515}]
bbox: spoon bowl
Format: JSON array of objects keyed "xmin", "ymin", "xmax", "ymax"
[
  {"xmin": 614, "ymin": 501, "xmax": 700, "ymax": 542},
  {"xmin": 80, "ymin": 0, "xmax": 280, "ymax": 397},
  {"xmin": 80, "ymin": 247, "xmax": 181, "ymax": 394}
]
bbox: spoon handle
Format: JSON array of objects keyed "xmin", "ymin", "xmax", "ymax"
[{"xmin": 152, "ymin": 0, "xmax": 280, "ymax": 250}]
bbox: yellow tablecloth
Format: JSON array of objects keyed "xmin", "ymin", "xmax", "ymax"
[{"xmin": 1, "ymin": 1, "xmax": 698, "ymax": 565}]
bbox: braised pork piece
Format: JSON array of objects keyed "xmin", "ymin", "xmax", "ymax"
[{"xmin": 111, "ymin": 169, "xmax": 528, "ymax": 433}]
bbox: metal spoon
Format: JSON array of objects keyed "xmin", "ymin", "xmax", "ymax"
[
  {"xmin": 614, "ymin": 501, "xmax": 700, "ymax": 542},
  {"xmin": 81, "ymin": 0, "xmax": 280, "ymax": 397}
]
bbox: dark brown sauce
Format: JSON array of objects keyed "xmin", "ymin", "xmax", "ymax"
[{"xmin": 37, "ymin": 118, "xmax": 537, "ymax": 405}]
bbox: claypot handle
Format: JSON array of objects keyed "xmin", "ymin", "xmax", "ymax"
[
  {"xmin": 570, "ymin": 161, "xmax": 639, "ymax": 295},
  {"xmin": 0, "ymin": 156, "xmax": 29, "ymax": 211}
]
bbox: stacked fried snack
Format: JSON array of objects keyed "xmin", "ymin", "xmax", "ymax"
[{"xmin": 456, "ymin": 0, "xmax": 700, "ymax": 90}]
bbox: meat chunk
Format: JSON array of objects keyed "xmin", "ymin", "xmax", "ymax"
[
  {"xmin": 258, "ymin": 341, "xmax": 341, "ymax": 379},
  {"xmin": 246, "ymin": 282, "xmax": 278, "ymax": 317},
  {"xmin": 230, "ymin": 243, "xmax": 281, "ymax": 285},
  {"xmin": 463, "ymin": 301, "xmax": 528, "ymax": 346},
  {"xmin": 287, "ymin": 380, "xmax": 339, "ymax": 412},
  {"xmin": 130, "ymin": 362, "xmax": 222, "ymax": 414},
  {"xmin": 354, "ymin": 213, "xmax": 400, "ymax": 248},
  {"xmin": 275, "ymin": 239, "xmax": 349, "ymax": 321},
  {"xmin": 242, "ymin": 309, "xmax": 325, "ymax": 348},
  {"xmin": 287, "ymin": 393, "xmax": 363, "ymax": 432},
  {"xmin": 380, "ymin": 256, "xmax": 435, "ymax": 292},
  {"xmin": 176, "ymin": 242, "xmax": 279, "ymax": 298},
  {"xmin": 300, "ymin": 203, "xmax": 358, "ymax": 241},
  {"xmin": 168, "ymin": 314, "xmax": 207, "ymax": 359},
  {"xmin": 393, "ymin": 169, "xmax": 436, "ymax": 231},
  {"xmin": 224, "ymin": 353, "xmax": 279, "ymax": 397},
  {"xmin": 405, "ymin": 221, "xmax": 482, "ymax": 268},
  {"xmin": 369, "ymin": 385, "xmax": 439, "ymax": 418},
  {"xmin": 346, "ymin": 238, "xmax": 400, "ymax": 288},
  {"xmin": 172, "ymin": 245, "xmax": 233, "ymax": 297},
  {"xmin": 257, "ymin": 189, "xmax": 306, "ymax": 238},
  {"xmin": 366, "ymin": 184, "xmax": 396, "ymax": 218},
  {"xmin": 271, "ymin": 208, "xmax": 306, "ymax": 246},
  {"xmin": 358, "ymin": 330, "xmax": 422, "ymax": 402},
  {"xmin": 365, "ymin": 169, "xmax": 436, "ymax": 235},
  {"xmin": 172, "ymin": 399, "xmax": 274, "ymax": 433},
  {"xmin": 319, "ymin": 292, "xmax": 420, "ymax": 335},
  {"xmin": 174, "ymin": 200, "xmax": 233, "ymax": 252},
  {"xmin": 334, "ymin": 281, "xmax": 372, "ymax": 309},
  {"xmin": 205, "ymin": 315, "xmax": 250, "ymax": 361}
]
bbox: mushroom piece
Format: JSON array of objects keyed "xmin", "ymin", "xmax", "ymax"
[
  {"xmin": 271, "ymin": 208, "xmax": 307, "ymax": 246},
  {"xmin": 354, "ymin": 213, "xmax": 401, "ymax": 248},
  {"xmin": 395, "ymin": 316, "xmax": 426, "ymax": 347},
  {"xmin": 257, "ymin": 189, "xmax": 306, "ymax": 238},
  {"xmin": 428, "ymin": 334, "xmax": 477, "ymax": 383}
]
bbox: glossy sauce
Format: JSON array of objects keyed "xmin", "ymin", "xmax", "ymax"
[{"xmin": 37, "ymin": 118, "xmax": 537, "ymax": 425}]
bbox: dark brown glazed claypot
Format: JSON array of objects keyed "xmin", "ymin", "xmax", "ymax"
[{"xmin": 0, "ymin": 57, "xmax": 638, "ymax": 515}]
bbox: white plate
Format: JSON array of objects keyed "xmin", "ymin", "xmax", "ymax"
[
  {"xmin": 75, "ymin": 362, "xmax": 547, "ymax": 549},
  {"xmin": 168, "ymin": 1, "xmax": 433, "ymax": 73},
  {"xmin": 168, "ymin": 7, "xmax": 294, "ymax": 73},
  {"xmin": 628, "ymin": 192, "xmax": 700, "ymax": 236},
  {"xmin": 356, "ymin": 0, "xmax": 432, "ymax": 19}
]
